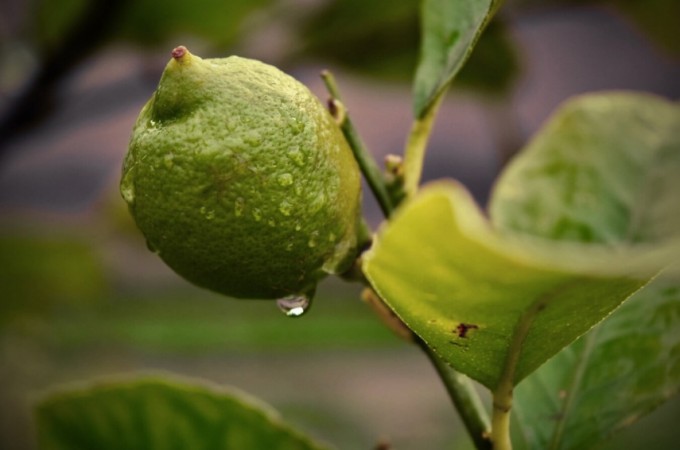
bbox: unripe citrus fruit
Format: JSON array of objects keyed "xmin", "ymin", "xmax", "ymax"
[{"xmin": 121, "ymin": 46, "xmax": 361, "ymax": 300}]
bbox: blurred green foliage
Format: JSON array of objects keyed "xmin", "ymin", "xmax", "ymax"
[
  {"xmin": 32, "ymin": 0, "xmax": 88, "ymax": 51},
  {"xmin": 31, "ymin": 0, "xmax": 273, "ymax": 52},
  {"xmin": 0, "ymin": 233, "xmax": 106, "ymax": 324},
  {"xmin": 117, "ymin": 0, "xmax": 272, "ymax": 46},
  {"xmin": 21, "ymin": 0, "xmax": 678, "ymax": 107}
]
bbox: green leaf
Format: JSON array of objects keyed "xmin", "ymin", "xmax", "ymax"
[
  {"xmin": 513, "ymin": 266, "xmax": 680, "ymax": 450},
  {"xmin": 490, "ymin": 92, "xmax": 680, "ymax": 245},
  {"xmin": 363, "ymin": 181, "xmax": 655, "ymax": 389},
  {"xmin": 299, "ymin": 0, "xmax": 518, "ymax": 95},
  {"xmin": 36, "ymin": 375, "xmax": 329, "ymax": 450},
  {"xmin": 487, "ymin": 91, "xmax": 680, "ymax": 449},
  {"xmin": 366, "ymin": 93, "xmax": 679, "ymax": 390},
  {"xmin": 412, "ymin": 0, "xmax": 502, "ymax": 117}
]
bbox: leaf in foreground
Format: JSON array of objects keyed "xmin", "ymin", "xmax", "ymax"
[
  {"xmin": 36, "ymin": 375, "xmax": 329, "ymax": 450},
  {"xmin": 363, "ymin": 181, "xmax": 652, "ymax": 390},
  {"xmin": 365, "ymin": 92, "xmax": 679, "ymax": 391},
  {"xmin": 513, "ymin": 266, "xmax": 680, "ymax": 450}
]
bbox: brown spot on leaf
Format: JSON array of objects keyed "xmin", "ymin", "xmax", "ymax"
[{"xmin": 455, "ymin": 323, "xmax": 479, "ymax": 338}]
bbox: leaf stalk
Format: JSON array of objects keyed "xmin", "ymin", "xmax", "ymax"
[
  {"xmin": 402, "ymin": 93, "xmax": 444, "ymax": 198},
  {"xmin": 321, "ymin": 70, "xmax": 395, "ymax": 218},
  {"xmin": 420, "ymin": 340, "xmax": 493, "ymax": 450}
]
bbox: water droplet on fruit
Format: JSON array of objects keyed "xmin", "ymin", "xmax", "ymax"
[
  {"xmin": 277, "ymin": 173, "xmax": 294, "ymax": 186},
  {"xmin": 120, "ymin": 173, "xmax": 135, "ymax": 205},
  {"xmin": 310, "ymin": 192, "xmax": 326, "ymax": 213},
  {"xmin": 308, "ymin": 230, "xmax": 319, "ymax": 248},
  {"xmin": 287, "ymin": 146, "xmax": 305, "ymax": 166},
  {"xmin": 279, "ymin": 200, "xmax": 292, "ymax": 216},
  {"xmin": 288, "ymin": 118, "xmax": 305, "ymax": 135},
  {"xmin": 121, "ymin": 184, "xmax": 135, "ymax": 205},
  {"xmin": 276, "ymin": 294, "xmax": 311, "ymax": 317},
  {"xmin": 163, "ymin": 153, "xmax": 174, "ymax": 169},
  {"xmin": 234, "ymin": 197, "xmax": 245, "ymax": 216},
  {"xmin": 244, "ymin": 130, "xmax": 262, "ymax": 146}
]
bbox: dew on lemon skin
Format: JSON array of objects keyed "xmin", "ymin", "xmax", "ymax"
[
  {"xmin": 199, "ymin": 206, "xmax": 214, "ymax": 219},
  {"xmin": 244, "ymin": 130, "xmax": 262, "ymax": 146},
  {"xmin": 277, "ymin": 173, "xmax": 294, "ymax": 186},
  {"xmin": 276, "ymin": 294, "xmax": 311, "ymax": 317},
  {"xmin": 279, "ymin": 200, "xmax": 292, "ymax": 216},
  {"xmin": 287, "ymin": 146, "xmax": 305, "ymax": 166},
  {"xmin": 308, "ymin": 230, "xmax": 320, "ymax": 248},
  {"xmin": 288, "ymin": 118, "xmax": 305, "ymax": 136},
  {"xmin": 310, "ymin": 192, "xmax": 326, "ymax": 213},
  {"xmin": 163, "ymin": 153, "xmax": 174, "ymax": 169},
  {"xmin": 121, "ymin": 184, "xmax": 135, "ymax": 205}
]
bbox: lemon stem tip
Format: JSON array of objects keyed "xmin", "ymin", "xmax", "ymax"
[{"xmin": 171, "ymin": 46, "xmax": 188, "ymax": 61}]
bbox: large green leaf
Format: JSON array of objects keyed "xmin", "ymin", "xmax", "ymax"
[
  {"xmin": 490, "ymin": 92, "xmax": 680, "ymax": 245},
  {"xmin": 513, "ymin": 266, "xmax": 680, "ymax": 450},
  {"xmin": 488, "ymin": 92, "xmax": 680, "ymax": 448},
  {"xmin": 363, "ymin": 181, "xmax": 656, "ymax": 389},
  {"xmin": 365, "ymin": 92, "xmax": 679, "ymax": 390},
  {"xmin": 412, "ymin": 0, "xmax": 502, "ymax": 117},
  {"xmin": 36, "ymin": 375, "xmax": 329, "ymax": 450}
]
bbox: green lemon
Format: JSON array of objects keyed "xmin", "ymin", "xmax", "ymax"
[{"xmin": 121, "ymin": 46, "xmax": 362, "ymax": 300}]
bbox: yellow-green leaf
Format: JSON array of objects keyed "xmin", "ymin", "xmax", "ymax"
[{"xmin": 364, "ymin": 181, "xmax": 655, "ymax": 389}]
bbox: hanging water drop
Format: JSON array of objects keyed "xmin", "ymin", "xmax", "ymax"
[
  {"xmin": 120, "ymin": 173, "xmax": 135, "ymax": 205},
  {"xmin": 277, "ymin": 173, "xmax": 294, "ymax": 186},
  {"xmin": 276, "ymin": 294, "xmax": 311, "ymax": 317}
]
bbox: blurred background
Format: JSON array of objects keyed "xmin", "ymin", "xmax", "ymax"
[{"xmin": 1, "ymin": 0, "xmax": 679, "ymax": 448}]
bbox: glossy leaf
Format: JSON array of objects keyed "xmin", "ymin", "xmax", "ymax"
[
  {"xmin": 489, "ymin": 92, "xmax": 680, "ymax": 448},
  {"xmin": 36, "ymin": 375, "xmax": 329, "ymax": 450},
  {"xmin": 513, "ymin": 266, "xmax": 680, "ymax": 450},
  {"xmin": 413, "ymin": 0, "xmax": 502, "ymax": 117},
  {"xmin": 366, "ymin": 92, "xmax": 679, "ymax": 390},
  {"xmin": 490, "ymin": 92, "xmax": 680, "ymax": 245},
  {"xmin": 363, "ymin": 181, "xmax": 654, "ymax": 389}
]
